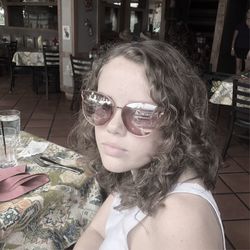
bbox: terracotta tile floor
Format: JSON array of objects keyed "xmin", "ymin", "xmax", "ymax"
[
  {"xmin": 0, "ymin": 75, "xmax": 249, "ymax": 249},
  {"xmin": 0, "ymin": 75, "xmax": 76, "ymax": 147}
]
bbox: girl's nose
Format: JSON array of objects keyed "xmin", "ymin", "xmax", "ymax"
[{"xmin": 106, "ymin": 108, "xmax": 127, "ymax": 136}]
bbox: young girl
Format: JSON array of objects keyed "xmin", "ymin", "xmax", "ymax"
[{"xmin": 71, "ymin": 40, "xmax": 225, "ymax": 250}]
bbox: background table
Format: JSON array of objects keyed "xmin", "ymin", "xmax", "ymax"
[
  {"xmin": 209, "ymin": 71, "xmax": 250, "ymax": 106},
  {"xmin": 0, "ymin": 131, "xmax": 103, "ymax": 250},
  {"xmin": 209, "ymin": 78, "xmax": 234, "ymax": 105},
  {"xmin": 12, "ymin": 51, "xmax": 44, "ymax": 66}
]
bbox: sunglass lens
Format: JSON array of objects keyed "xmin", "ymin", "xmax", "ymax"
[
  {"xmin": 82, "ymin": 91, "xmax": 113, "ymax": 126},
  {"xmin": 122, "ymin": 103, "xmax": 160, "ymax": 136}
]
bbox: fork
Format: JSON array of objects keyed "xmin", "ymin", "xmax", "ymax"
[{"xmin": 31, "ymin": 155, "xmax": 84, "ymax": 174}]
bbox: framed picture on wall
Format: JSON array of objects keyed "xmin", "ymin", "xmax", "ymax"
[
  {"xmin": 83, "ymin": 0, "xmax": 93, "ymax": 11},
  {"xmin": 62, "ymin": 25, "xmax": 71, "ymax": 40}
]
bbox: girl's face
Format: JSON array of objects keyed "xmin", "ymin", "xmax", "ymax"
[{"xmin": 95, "ymin": 56, "xmax": 162, "ymax": 173}]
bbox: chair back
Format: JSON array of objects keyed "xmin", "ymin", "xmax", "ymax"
[
  {"xmin": 70, "ymin": 55, "xmax": 92, "ymax": 86},
  {"xmin": 42, "ymin": 46, "xmax": 60, "ymax": 99},
  {"xmin": 232, "ymin": 79, "xmax": 250, "ymax": 124},
  {"xmin": 70, "ymin": 55, "xmax": 92, "ymax": 110},
  {"xmin": 7, "ymin": 41, "xmax": 17, "ymax": 63},
  {"xmin": 43, "ymin": 47, "xmax": 60, "ymax": 68},
  {"xmin": 0, "ymin": 41, "xmax": 17, "ymax": 72},
  {"xmin": 222, "ymin": 78, "xmax": 250, "ymax": 158}
]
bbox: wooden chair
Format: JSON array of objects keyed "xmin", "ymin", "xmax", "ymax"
[
  {"xmin": 43, "ymin": 46, "xmax": 60, "ymax": 99},
  {"xmin": 8, "ymin": 41, "xmax": 18, "ymax": 91},
  {"xmin": 222, "ymin": 79, "xmax": 250, "ymax": 159},
  {"xmin": 0, "ymin": 42, "xmax": 11, "ymax": 75},
  {"xmin": 70, "ymin": 54, "xmax": 92, "ymax": 111},
  {"xmin": 7, "ymin": 41, "xmax": 17, "ymax": 60},
  {"xmin": 8, "ymin": 41, "xmax": 31, "ymax": 92}
]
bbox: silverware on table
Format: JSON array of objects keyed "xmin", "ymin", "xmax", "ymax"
[{"xmin": 32, "ymin": 155, "xmax": 84, "ymax": 174}]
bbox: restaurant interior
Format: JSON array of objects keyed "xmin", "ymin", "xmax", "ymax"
[{"xmin": 0, "ymin": 0, "xmax": 249, "ymax": 249}]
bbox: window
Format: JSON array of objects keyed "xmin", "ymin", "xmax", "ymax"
[
  {"xmin": 0, "ymin": 5, "xmax": 5, "ymax": 26},
  {"xmin": 7, "ymin": 5, "xmax": 57, "ymax": 29},
  {"xmin": 104, "ymin": 6, "xmax": 119, "ymax": 32},
  {"xmin": 148, "ymin": 1, "xmax": 162, "ymax": 33}
]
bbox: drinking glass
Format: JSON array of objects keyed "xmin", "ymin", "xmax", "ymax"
[
  {"xmin": 0, "ymin": 109, "xmax": 20, "ymax": 142},
  {"xmin": 0, "ymin": 127, "xmax": 18, "ymax": 168}
]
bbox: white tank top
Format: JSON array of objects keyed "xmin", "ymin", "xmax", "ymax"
[{"xmin": 99, "ymin": 183, "xmax": 226, "ymax": 250}]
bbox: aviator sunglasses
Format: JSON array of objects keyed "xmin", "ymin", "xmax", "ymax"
[{"xmin": 81, "ymin": 90, "xmax": 164, "ymax": 137}]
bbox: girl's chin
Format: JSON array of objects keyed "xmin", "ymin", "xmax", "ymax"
[
  {"xmin": 101, "ymin": 158, "xmax": 132, "ymax": 173},
  {"xmin": 103, "ymin": 164, "xmax": 128, "ymax": 173}
]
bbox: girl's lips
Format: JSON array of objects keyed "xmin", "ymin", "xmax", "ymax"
[{"xmin": 101, "ymin": 143, "xmax": 127, "ymax": 157}]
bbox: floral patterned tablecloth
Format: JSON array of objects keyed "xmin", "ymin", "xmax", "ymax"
[
  {"xmin": 209, "ymin": 80, "xmax": 233, "ymax": 105},
  {"xmin": 0, "ymin": 131, "xmax": 103, "ymax": 250},
  {"xmin": 12, "ymin": 51, "xmax": 44, "ymax": 66},
  {"xmin": 209, "ymin": 73, "xmax": 250, "ymax": 106}
]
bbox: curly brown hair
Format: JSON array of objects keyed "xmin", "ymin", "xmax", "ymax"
[{"xmin": 69, "ymin": 40, "xmax": 221, "ymax": 215}]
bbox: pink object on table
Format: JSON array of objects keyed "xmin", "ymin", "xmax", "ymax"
[
  {"xmin": 0, "ymin": 165, "xmax": 49, "ymax": 202},
  {"xmin": 0, "ymin": 165, "xmax": 26, "ymax": 182}
]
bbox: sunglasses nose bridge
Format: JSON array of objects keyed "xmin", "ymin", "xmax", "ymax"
[
  {"xmin": 115, "ymin": 106, "xmax": 127, "ymax": 125},
  {"xmin": 113, "ymin": 106, "xmax": 123, "ymax": 119},
  {"xmin": 111, "ymin": 106, "xmax": 123, "ymax": 122},
  {"xmin": 106, "ymin": 105, "xmax": 127, "ymax": 135}
]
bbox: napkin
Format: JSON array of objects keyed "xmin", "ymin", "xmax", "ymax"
[
  {"xmin": 0, "ymin": 165, "xmax": 49, "ymax": 202},
  {"xmin": 18, "ymin": 140, "xmax": 49, "ymax": 158}
]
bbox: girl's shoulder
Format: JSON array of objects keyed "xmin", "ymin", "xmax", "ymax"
[
  {"xmin": 158, "ymin": 182, "xmax": 219, "ymax": 232},
  {"xmin": 144, "ymin": 183, "xmax": 224, "ymax": 249},
  {"xmin": 160, "ymin": 186, "xmax": 215, "ymax": 223}
]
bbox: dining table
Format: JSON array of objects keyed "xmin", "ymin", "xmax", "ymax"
[
  {"xmin": 12, "ymin": 51, "xmax": 45, "ymax": 67},
  {"xmin": 0, "ymin": 131, "xmax": 103, "ymax": 250},
  {"xmin": 209, "ymin": 71, "xmax": 250, "ymax": 106}
]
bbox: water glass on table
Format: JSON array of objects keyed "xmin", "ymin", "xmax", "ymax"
[
  {"xmin": 0, "ymin": 127, "xmax": 18, "ymax": 168},
  {"xmin": 0, "ymin": 109, "xmax": 20, "ymax": 139},
  {"xmin": 0, "ymin": 109, "xmax": 20, "ymax": 168}
]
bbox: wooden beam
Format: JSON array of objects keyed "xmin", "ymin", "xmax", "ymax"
[
  {"xmin": 210, "ymin": 0, "xmax": 228, "ymax": 72},
  {"xmin": 159, "ymin": 0, "xmax": 166, "ymax": 41}
]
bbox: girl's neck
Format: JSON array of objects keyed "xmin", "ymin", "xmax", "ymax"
[{"xmin": 178, "ymin": 168, "xmax": 204, "ymax": 187}]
